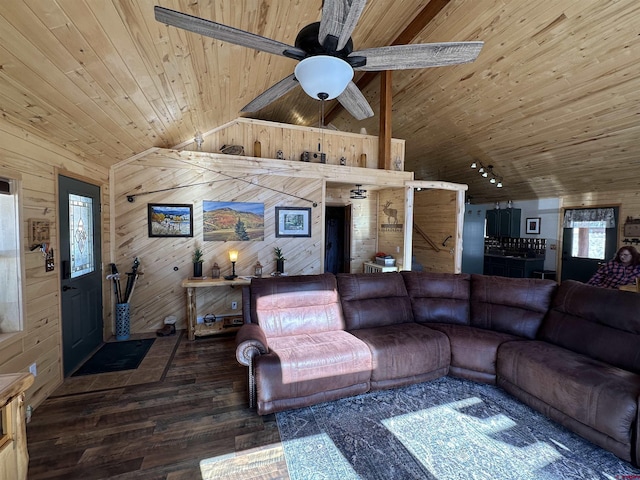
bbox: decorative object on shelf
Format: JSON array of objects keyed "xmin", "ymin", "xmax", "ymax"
[
  {"xmin": 148, "ymin": 204, "xmax": 193, "ymax": 237},
  {"xmin": 300, "ymin": 151, "xmax": 311, "ymax": 162},
  {"xmin": 225, "ymin": 250, "xmax": 239, "ymax": 280},
  {"xmin": 194, "ymin": 131, "xmax": 204, "ymax": 150},
  {"xmin": 274, "ymin": 247, "xmax": 286, "ymax": 275},
  {"xmin": 350, "ymin": 184, "xmax": 367, "ymax": 199},
  {"xmin": 276, "ymin": 150, "xmax": 284, "ymax": 160},
  {"xmin": 340, "ymin": 156, "xmax": 347, "ymax": 166},
  {"xmin": 275, "ymin": 206, "xmax": 312, "ymax": 237},
  {"xmin": 192, "ymin": 246, "xmax": 204, "ymax": 278},
  {"xmin": 471, "ymin": 161, "xmax": 503, "ymax": 188},
  {"xmin": 203, "ymin": 313, "xmax": 216, "ymax": 326},
  {"xmin": 507, "ymin": 200, "xmax": 513, "ymax": 208},
  {"xmin": 219, "ymin": 144, "xmax": 245, "ymax": 155},
  {"xmin": 525, "ymin": 217, "xmax": 541, "ymax": 234},
  {"xmin": 254, "ymin": 261, "xmax": 263, "ymax": 278},
  {"xmin": 211, "ymin": 262, "xmax": 220, "ymax": 279},
  {"xmin": 253, "ymin": 140, "xmax": 261, "ymax": 157}
]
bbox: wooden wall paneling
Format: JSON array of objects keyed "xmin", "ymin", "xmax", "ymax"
[
  {"xmin": 184, "ymin": 119, "xmax": 406, "ymax": 169},
  {"xmin": 0, "ymin": 117, "xmax": 109, "ymax": 410},
  {"xmin": 377, "ymin": 188, "xmax": 406, "ymax": 268},
  {"xmin": 113, "ymin": 153, "xmax": 329, "ymax": 333},
  {"xmin": 412, "ymin": 189, "xmax": 457, "ymax": 273}
]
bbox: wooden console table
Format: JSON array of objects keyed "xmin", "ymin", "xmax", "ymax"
[
  {"xmin": 181, "ymin": 277, "xmax": 251, "ymax": 340},
  {"xmin": 0, "ymin": 372, "xmax": 34, "ymax": 480}
]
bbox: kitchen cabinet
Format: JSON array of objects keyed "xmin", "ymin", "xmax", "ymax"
[
  {"xmin": 486, "ymin": 208, "xmax": 521, "ymax": 237},
  {"xmin": 484, "ymin": 255, "xmax": 544, "ymax": 278}
]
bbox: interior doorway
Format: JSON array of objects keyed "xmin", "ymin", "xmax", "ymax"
[
  {"xmin": 325, "ymin": 205, "xmax": 352, "ymax": 274},
  {"xmin": 59, "ymin": 174, "xmax": 103, "ymax": 376}
]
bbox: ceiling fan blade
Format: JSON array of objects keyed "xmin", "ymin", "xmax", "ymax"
[
  {"xmin": 319, "ymin": 0, "xmax": 368, "ymax": 52},
  {"xmin": 336, "ymin": 82, "xmax": 374, "ymax": 120},
  {"xmin": 155, "ymin": 6, "xmax": 306, "ymax": 59},
  {"xmin": 352, "ymin": 41, "xmax": 484, "ymax": 71},
  {"xmin": 241, "ymin": 74, "xmax": 299, "ymax": 112}
]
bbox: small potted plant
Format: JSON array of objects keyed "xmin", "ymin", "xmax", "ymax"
[
  {"xmin": 274, "ymin": 247, "xmax": 286, "ymax": 275},
  {"xmin": 192, "ymin": 246, "xmax": 204, "ymax": 278}
]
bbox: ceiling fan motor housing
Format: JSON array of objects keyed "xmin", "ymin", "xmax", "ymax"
[{"xmin": 295, "ymin": 22, "xmax": 353, "ymax": 59}]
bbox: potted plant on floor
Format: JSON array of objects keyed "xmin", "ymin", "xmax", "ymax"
[
  {"xmin": 192, "ymin": 246, "xmax": 204, "ymax": 278},
  {"xmin": 274, "ymin": 247, "xmax": 286, "ymax": 275}
]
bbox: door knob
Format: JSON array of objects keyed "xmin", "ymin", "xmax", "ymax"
[{"xmin": 62, "ymin": 285, "xmax": 77, "ymax": 291}]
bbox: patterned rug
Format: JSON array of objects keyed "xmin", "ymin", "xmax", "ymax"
[{"xmin": 276, "ymin": 376, "xmax": 640, "ymax": 479}]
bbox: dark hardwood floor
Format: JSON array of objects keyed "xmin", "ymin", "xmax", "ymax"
[{"xmin": 26, "ymin": 331, "xmax": 288, "ymax": 479}]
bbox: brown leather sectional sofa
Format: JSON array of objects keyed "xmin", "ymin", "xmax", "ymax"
[{"xmin": 235, "ymin": 271, "xmax": 640, "ymax": 466}]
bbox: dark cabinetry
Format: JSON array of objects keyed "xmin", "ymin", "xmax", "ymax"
[
  {"xmin": 483, "ymin": 255, "xmax": 544, "ymax": 278},
  {"xmin": 486, "ymin": 208, "xmax": 521, "ymax": 237}
]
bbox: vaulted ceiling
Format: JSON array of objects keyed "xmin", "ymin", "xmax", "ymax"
[{"xmin": 1, "ymin": 0, "xmax": 639, "ymax": 203}]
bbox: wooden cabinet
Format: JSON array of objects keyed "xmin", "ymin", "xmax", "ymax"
[
  {"xmin": 0, "ymin": 373, "xmax": 34, "ymax": 480},
  {"xmin": 484, "ymin": 255, "xmax": 544, "ymax": 278},
  {"xmin": 486, "ymin": 208, "xmax": 521, "ymax": 237}
]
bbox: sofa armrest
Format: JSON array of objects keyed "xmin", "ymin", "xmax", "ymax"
[{"xmin": 235, "ymin": 323, "xmax": 268, "ymax": 366}]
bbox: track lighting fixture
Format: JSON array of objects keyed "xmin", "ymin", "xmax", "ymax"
[{"xmin": 470, "ymin": 161, "xmax": 504, "ymax": 188}]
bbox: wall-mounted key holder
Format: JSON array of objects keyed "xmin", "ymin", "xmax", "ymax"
[{"xmin": 45, "ymin": 248, "xmax": 55, "ymax": 272}]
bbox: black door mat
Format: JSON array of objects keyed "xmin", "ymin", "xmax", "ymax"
[{"xmin": 72, "ymin": 338, "xmax": 155, "ymax": 376}]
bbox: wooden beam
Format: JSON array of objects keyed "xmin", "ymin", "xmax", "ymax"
[
  {"xmin": 378, "ymin": 71, "xmax": 392, "ymax": 169},
  {"xmin": 324, "ymin": 0, "xmax": 451, "ymax": 125}
]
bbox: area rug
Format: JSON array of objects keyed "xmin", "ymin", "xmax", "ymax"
[
  {"xmin": 72, "ymin": 338, "xmax": 155, "ymax": 376},
  {"xmin": 276, "ymin": 376, "xmax": 640, "ymax": 480}
]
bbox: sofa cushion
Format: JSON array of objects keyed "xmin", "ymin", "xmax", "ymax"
[
  {"xmin": 255, "ymin": 330, "xmax": 372, "ymax": 414},
  {"xmin": 470, "ymin": 274, "xmax": 557, "ymax": 338},
  {"xmin": 498, "ymin": 340, "xmax": 640, "ymax": 448},
  {"xmin": 402, "ymin": 271, "xmax": 471, "ymax": 325},
  {"xmin": 538, "ymin": 280, "xmax": 640, "ymax": 374},
  {"xmin": 250, "ymin": 273, "xmax": 344, "ymax": 337},
  {"xmin": 337, "ymin": 272, "xmax": 413, "ymax": 329},
  {"xmin": 428, "ymin": 323, "xmax": 521, "ymax": 383},
  {"xmin": 350, "ymin": 323, "xmax": 450, "ymax": 390}
]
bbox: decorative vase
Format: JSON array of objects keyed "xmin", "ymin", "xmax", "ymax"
[
  {"xmin": 276, "ymin": 259, "xmax": 284, "ymax": 274},
  {"xmin": 193, "ymin": 261, "xmax": 203, "ymax": 278}
]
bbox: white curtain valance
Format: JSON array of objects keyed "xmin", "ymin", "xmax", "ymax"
[{"xmin": 563, "ymin": 208, "xmax": 616, "ymax": 228}]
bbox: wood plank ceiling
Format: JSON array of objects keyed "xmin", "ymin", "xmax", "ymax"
[{"xmin": 1, "ymin": 0, "xmax": 639, "ymax": 203}]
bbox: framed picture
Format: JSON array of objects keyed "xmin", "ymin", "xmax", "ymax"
[
  {"xmin": 525, "ymin": 217, "xmax": 541, "ymax": 234},
  {"xmin": 276, "ymin": 207, "xmax": 311, "ymax": 238},
  {"xmin": 29, "ymin": 219, "xmax": 51, "ymax": 246},
  {"xmin": 148, "ymin": 204, "xmax": 193, "ymax": 237},
  {"xmin": 202, "ymin": 201, "xmax": 264, "ymax": 241}
]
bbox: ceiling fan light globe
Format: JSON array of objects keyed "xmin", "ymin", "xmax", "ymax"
[{"xmin": 294, "ymin": 56, "xmax": 353, "ymax": 100}]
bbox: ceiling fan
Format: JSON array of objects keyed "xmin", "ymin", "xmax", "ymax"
[{"xmin": 154, "ymin": 1, "xmax": 483, "ymax": 120}]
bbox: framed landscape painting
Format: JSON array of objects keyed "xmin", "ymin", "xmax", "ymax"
[
  {"xmin": 148, "ymin": 204, "xmax": 193, "ymax": 237},
  {"xmin": 203, "ymin": 201, "xmax": 265, "ymax": 241},
  {"xmin": 276, "ymin": 207, "xmax": 311, "ymax": 237}
]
